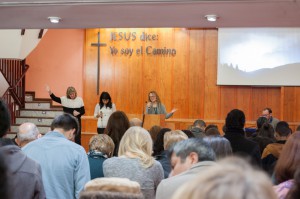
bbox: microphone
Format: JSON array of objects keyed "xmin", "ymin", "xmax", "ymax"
[{"xmin": 146, "ymin": 101, "xmax": 151, "ymax": 109}]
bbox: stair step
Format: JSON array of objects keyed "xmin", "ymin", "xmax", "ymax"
[
  {"xmin": 25, "ymin": 94, "xmax": 33, "ymax": 102},
  {"xmin": 10, "ymin": 125, "xmax": 51, "ymax": 135},
  {"xmin": 15, "ymin": 117, "xmax": 54, "ymax": 126},
  {"xmin": 20, "ymin": 109, "xmax": 63, "ymax": 117},
  {"xmin": 25, "ymin": 101, "xmax": 51, "ymax": 109}
]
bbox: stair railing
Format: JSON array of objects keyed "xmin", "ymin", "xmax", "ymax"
[{"xmin": 0, "ymin": 59, "xmax": 29, "ymax": 124}]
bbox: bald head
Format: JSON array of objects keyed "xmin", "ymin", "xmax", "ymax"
[
  {"xmin": 129, "ymin": 118, "xmax": 142, "ymax": 127},
  {"xmin": 17, "ymin": 122, "xmax": 40, "ymax": 147}
]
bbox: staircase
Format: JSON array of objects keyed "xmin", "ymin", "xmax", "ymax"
[{"xmin": 7, "ymin": 92, "xmax": 64, "ymax": 138}]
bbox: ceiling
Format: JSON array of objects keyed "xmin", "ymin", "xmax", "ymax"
[{"xmin": 0, "ymin": 0, "xmax": 300, "ymax": 29}]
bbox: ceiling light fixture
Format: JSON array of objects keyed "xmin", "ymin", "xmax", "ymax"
[
  {"xmin": 205, "ymin": 15, "xmax": 218, "ymax": 22},
  {"xmin": 48, "ymin": 16, "xmax": 61, "ymax": 24}
]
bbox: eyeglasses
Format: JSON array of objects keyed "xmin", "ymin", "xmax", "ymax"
[{"xmin": 149, "ymin": 95, "xmax": 156, "ymax": 98}]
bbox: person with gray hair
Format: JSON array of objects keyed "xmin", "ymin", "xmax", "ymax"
[
  {"xmin": 129, "ymin": 118, "xmax": 142, "ymax": 127},
  {"xmin": 17, "ymin": 122, "xmax": 41, "ymax": 147},
  {"xmin": 156, "ymin": 138, "xmax": 216, "ymax": 199},
  {"xmin": 191, "ymin": 119, "xmax": 206, "ymax": 138}
]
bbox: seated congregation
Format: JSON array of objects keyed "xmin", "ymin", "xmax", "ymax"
[{"xmin": 1, "ymin": 99, "xmax": 300, "ymax": 199}]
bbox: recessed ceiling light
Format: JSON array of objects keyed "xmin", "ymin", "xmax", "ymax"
[
  {"xmin": 205, "ymin": 15, "xmax": 218, "ymax": 22},
  {"xmin": 48, "ymin": 16, "xmax": 61, "ymax": 24}
]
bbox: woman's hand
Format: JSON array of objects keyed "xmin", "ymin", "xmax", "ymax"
[
  {"xmin": 73, "ymin": 110, "xmax": 80, "ymax": 116},
  {"xmin": 45, "ymin": 85, "xmax": 52, "ymax": 95}
]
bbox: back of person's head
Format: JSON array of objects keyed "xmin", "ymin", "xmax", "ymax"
[
  {"xmin": 89, "ymin": 134, "xmax": 115, "ymax": 158},
  {"xmin": 17, "ymin": 122, "xmax": 39, "ymax": 146},
  {"xmin": 203, "ymin": 136, "xmax": 232, "ymax": 160},
  {"xmin": 152, "ymin": 128, "xmax": 171, "ymax": 156},
  {"xmin": 205, "ymin": 124, "xmax": 218, "ymax": 132},
  {"xmin": 274, "ymin": 131, "xmax": 300, "ymax": 184},
  {"xmin": 296, "ymin": 125, "xmax": 300, "ymax": 132},
  {"xmin": 51, "ymin": 113, "xmax": 79, "ymax": 135},
  {"xmin": 118, "ymin": 126, "xmax": 154, "ymax": 168},
  {"xmin": 275, "ymin": 121, "xmax": 291, "ymax": 137},
  {"xmin": 256, "ymin": 116, "xmax": 268, "ymax": 129},
  {"xmin": 172, "ymin": 156, "xmax": 277, "ymax": 199},
  {"xmin": 225, "ymin": 109, "xmax": 245, "ymax": 131},
  {"xmin": 181, "ymin": 129, "xmax": 195, "ymax": 138},
  {"xmin": 286, "ymin": 168, "xmax": 300, "ymax": 199},
  {"xmin": 129, "ymin": 118, "xmax": 142, "ymax": 127},
  {"xmin": 149, "ymin": 125, "xmax": 161, "ymax": 142},
  {"xmin": 0, "ymin": 100, "xmax": 10, "ymax": 137},
  {"xmin": 193, "ymin": 120, "xmax": 206, "ymax": 128},
  {"xmin": 80, "ymin": 177, "xmax": 143, "ymax": 199},
  {"xmin": 163, "ymin": 130, "xmax": 188, "ymax": 150},
  {"xmin": 258, "ymin": 123, "xmax": 275, "ymax": 139},
  {"xmin": 172, "ymin": 138, "xmax": 216, "ymax": 163},
  {"xmin": 105, "ymin": 111, "xmax": 130, "ymax": 144},
  {"xmin": 205, "ymin": 128, "xmax": 221, "ymax": 137}
]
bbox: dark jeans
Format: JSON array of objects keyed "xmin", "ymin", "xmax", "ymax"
[{"xmin": 97, "ymin": 128, "xmax": 105, "ymax": 134}]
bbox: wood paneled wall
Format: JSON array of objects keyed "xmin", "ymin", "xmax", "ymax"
[{"xmin": 82, "ymin": 28, "xmax": 300, "ymax": 133}]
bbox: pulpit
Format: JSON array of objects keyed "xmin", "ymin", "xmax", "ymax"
[{"xmin": 142, "ymin": 114, "xmax": 165, "ymax": 130}]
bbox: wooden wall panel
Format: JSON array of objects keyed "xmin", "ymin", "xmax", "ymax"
[{"xmin": 82, "ymin": 28, "xmax": 300, "ymax": 133}]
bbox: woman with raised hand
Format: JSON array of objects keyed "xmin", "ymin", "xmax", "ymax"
[
  {"xmin": 146, "ymin": 91, "xmax": 177, "ymax": 119},
  {"xmin": 46, "ymin": 85, "xmax": 85, "ymax": 145}
]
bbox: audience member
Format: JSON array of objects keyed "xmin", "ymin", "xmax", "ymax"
[
  {"xmin": 203, "ymin": 136, "xmax": 232, "ymax": 160},
  {"xmin": 262, "ymin": 121, "xmax": 291, "ymax": 176},
  {"xmin": 88, "ymin": 134, "xmax": 115, "ymax": 179},
  {"xmin": 0, "ymin": 148, "xmax": 8, "ymax": 199},
  {"xmin": 273, "ymin": 131, "xmax": 300, "ymax": 199},
  {"xmin": 103, "ymin": 126, "xmax": 163, "ymax": 199},
  {"xmin": 251, "ymin": 122, "xmax": 275, "ymax": 154},
  {"xmin": 149, "ymin": 125, "xmax": 161, "ymax": 142},
  {"xmin": 224, "ymin": 109, "xmax": 261, "ymax": 166},
  {"xmin": 105, "ymin": 111, "xmax": 130, "ymax": 156},
  {"xmin": 205, "ymin": 124, "xmax": 218, "ymax": 132},
  {"xmin": 152, "ymin": 128, "xmax": 171, "ymax": 156},
  {"xmin": 262, "ymin": 107, "xmax": 279, "ymax": 129},
  {"xmin": 296, "ymin": 125, "xmax": 300, "ymax": 131},
  {"xmin": 17, "ymin": 122, "xmax": 41, "ymax": 147},
  {"xmin": 190, "ymin": 119, "xmax": 206, "ymax": 138},
  {"xmin": 156, "ymin": 130, "xmax": 188, "ymax": 178},
  {"xmin": 80, "ymin": 177, "xmax": 143, "ymax": 199},
  {"xmin": 181, "ymin": 129, "xmax": 195, "ymax": 138},
  {"xmin": 286, "ymin": 168, "xmax": 300, "ymax": 199},
  {"xmin": 0, "ymin": 99, "xmax": 10, "ymax": 137},
  {"xmin": 23, "ymin": 113, "xmax": 90, "ymax": 199},
  {"xmin": 205, "ymin": 127, "xmax": 221, "ymax": 136},
  {"xmin": 156, "ymin": 138, "xmax": 216, "ymax": 199},
  {"xmin": 172, "ymin": 156, "xmax": 278, "ymax": 199},
  {"xmin": 129, "ymin": 118, "xmax": 143, "ymax": 127},
  {"xmin": 0, "ymin": 138, "xmax": 46, "ymax": 199}
]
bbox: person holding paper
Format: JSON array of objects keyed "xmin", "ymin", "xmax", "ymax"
[{"xmin": 94, "ymin": 92, "xmax": 116, "ymax": 134}]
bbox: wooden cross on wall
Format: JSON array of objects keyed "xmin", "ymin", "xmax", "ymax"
[{"xmin": 91, "ymin": 32, "xmax": 107, "ymax": 95}]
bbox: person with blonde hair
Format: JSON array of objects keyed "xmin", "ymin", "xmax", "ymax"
[
  {"xmin": 80, "ymin": 177, "xmax": 144, "ymax": 199},
  {"xmin": 172, "ymin": 156, "xmax": 278, "ymax": 199},
  {"xmin": 88, "ymin": 134, "xmax": 115, "ymax": 179},
  {"xmin": 46, "ymin": 85, "xmax": 85, "ymax": 145},
  {"xmin": 156, "ymin": 130, "xmax": 188, "ymax": 178},
  {"xmin": 103, "ymin": 126, "xmax": 163, "ymax": 199}
]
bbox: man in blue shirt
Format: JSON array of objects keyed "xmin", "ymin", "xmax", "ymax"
[{"xmin": 23, "ymin": 113, "xmax": 90, "ymax": 199}]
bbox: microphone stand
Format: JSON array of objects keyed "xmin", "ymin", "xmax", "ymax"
[{"xmin": 142, "ymin": 101, "xmax": 147, "ymax": 128}]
